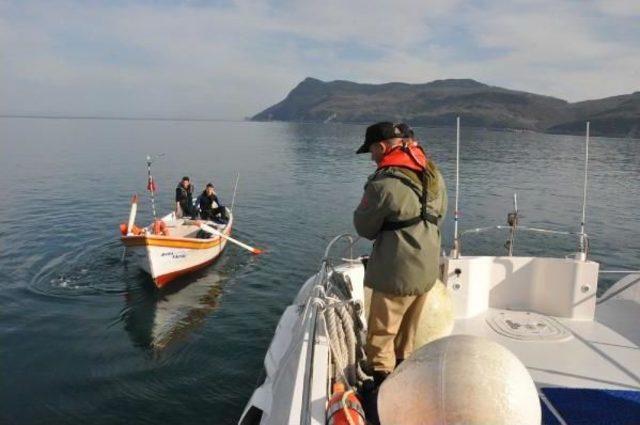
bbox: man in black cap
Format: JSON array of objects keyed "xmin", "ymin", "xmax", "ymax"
[
  {"xmin": 175, "ymin": 176, "xmax": 195, "ymax": 218},
  {"xmin": 354, "ymin": 122, "xmax": 447, "ymax": 385},
  {"xmin": 355, "ymin": 121, "xmax": 404, "ymax": 155}
]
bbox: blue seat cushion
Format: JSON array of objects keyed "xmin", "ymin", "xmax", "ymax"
[{"xmin": 540, "ymin": 387, "xmax": 640, "ymax": 425}]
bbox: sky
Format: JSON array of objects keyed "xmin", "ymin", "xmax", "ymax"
[{"xmin": 1, "ymin": 0, "xmax": 639, "ymax": 119}]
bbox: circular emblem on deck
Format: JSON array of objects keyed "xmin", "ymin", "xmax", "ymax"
[{"xmin": 486, "ymin": 310, "xmax": 572, "ymax": 341}]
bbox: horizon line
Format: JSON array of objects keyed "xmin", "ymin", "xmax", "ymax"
[{"xmin": 0, "ymin": 114, "xmax": 246, "ymax": 122}]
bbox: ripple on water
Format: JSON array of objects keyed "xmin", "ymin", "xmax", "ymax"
[{"xmin": 28, "ymin": 238, "xmax": 130, "ymax": 299}]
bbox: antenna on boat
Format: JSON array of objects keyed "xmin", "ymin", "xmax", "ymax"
[
  {"xmin": 451, "ymin": 116, "xmax": 461, "ymax": 258},
  {"xmin": 506, "ymin": 193, "xmax": 519, "ymax": 256},
  {"xmin": 146, "ymin": 155, "xmax": 158, "ymax": 222},
  {"xmin": 577, "ymin": 122, "xmax": 590, "ymax": 261},
  {"xmin": 230, "ymin": 172, "xmax": 240, "ymax": 212}
]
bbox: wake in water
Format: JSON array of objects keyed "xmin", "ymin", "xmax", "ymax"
[
  {"xmin": 29, "ymin": 238, "xmax": 131, "ymax": 298},
  {"xmin": 49, "ymin": 268, "xmax": 89, "ymax": 289}
]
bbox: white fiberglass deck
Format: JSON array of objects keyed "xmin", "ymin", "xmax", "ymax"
[
  {"xmin": 451, "ymin": 306, "xmax": 640, "ymax": 391},
  {"xmin": 444, "ymin": 255, "xmax": 640, "ymax": 391}
]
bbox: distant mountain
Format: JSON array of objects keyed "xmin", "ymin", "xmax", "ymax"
[
  {"xmin": 252, "ymin": 78, "xmax": 639, "ymax": 138},
  {"xmin": 546, "ymin": 92, "xmax": 640, "ymax": 137}
]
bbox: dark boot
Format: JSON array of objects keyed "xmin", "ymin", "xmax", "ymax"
[
  {"xmin": 360, "ymin": 378, "xmax": 380, "ymax": 425},
  {"xmin": 373, "ymin": 370, "xmax": 390, "ymax": 387}
]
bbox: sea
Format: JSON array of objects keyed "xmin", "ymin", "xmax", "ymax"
[{"xmin": 1, "ymin": 118, "xmax": 638, "ymax": 424}]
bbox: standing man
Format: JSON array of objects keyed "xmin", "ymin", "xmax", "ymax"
[
  {"xmin": 354, "ymin": 122, "xmax": 447, "ymax": 386},
  {"xmin": 176, "ymin": 176, "xmax": 195, "ymax": 218}
]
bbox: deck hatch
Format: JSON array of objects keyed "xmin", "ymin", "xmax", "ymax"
[{"xmin": 486, "ymin": 310, "xmax": 572, "ymax": 341}]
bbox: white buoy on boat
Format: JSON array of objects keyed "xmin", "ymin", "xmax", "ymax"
[
  {"xmin": 378, "ymin": 335, "xmax": 541, "ymax": 425},
  {"xmin": 414, "ymin": 279, "xmax": 454, "ymax": 348},
  {"xmin": 126, "ymin": 194, "xmax": 138, "ymax": 235}
]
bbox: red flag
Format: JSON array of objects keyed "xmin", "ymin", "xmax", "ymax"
[{"xmin": 147, "ymin": 176, "xmax": 156, "ymax": 192}]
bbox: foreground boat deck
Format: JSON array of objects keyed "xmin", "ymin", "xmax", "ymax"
[{"xmin": 239, "ymin": 259, "xmax": 640, "ymax": 425}]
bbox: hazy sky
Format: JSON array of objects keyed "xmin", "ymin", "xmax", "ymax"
[{"xmin": 1, "ymin": 0, "xmax": 639, "ymax": 119}]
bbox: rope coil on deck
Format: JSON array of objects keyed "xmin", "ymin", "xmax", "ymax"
[{"xmin": 322, "ymin": 272, "xmax": 370, "ymax": 388}]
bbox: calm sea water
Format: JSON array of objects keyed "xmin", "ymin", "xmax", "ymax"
[{"xmin": 1, "ymin": 118, "xmax": 639, "ymax": 424}]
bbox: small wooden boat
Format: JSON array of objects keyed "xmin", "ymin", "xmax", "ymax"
[
  {"xmin": 119, "ymin": 157, "xmax": 259, "ymax": 288},
  {"xmin": 121, "ymin": 211, "xmax": 233, "ymax": 288}
]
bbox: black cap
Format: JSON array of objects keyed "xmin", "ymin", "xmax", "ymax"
[
  {"xmin": 356, "ymin": 122, "xmax": 403, "ymax": 154},
  {"xmin": 396, "ymin": 122, "xmax": 414, "ymax": 139}
]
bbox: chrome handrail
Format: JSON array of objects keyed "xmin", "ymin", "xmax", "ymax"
[
  {"xmin": 321, "ymin": 234, "xmax": 356, "ymax": 266},
  {"xmin": 600, "ymin": 270, "xmax": 640, "ymax": 274},
  {"xmin": 458, "ymin": 224, "xmax": 589, "ymax": 257},
  {"xmin": 597, "ymin": 274, "xmax": 640, "ymax": 304},
  {"xmin": 460, "ymin": 225, "xmax": 585, "ymax": 238},
  {"xmin": 300, "ymin": 291, "xmax": 321, "ymax": 425}
]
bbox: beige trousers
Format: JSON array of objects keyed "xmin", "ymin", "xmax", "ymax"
[{"xmin": 366, "ymin": 290, "xmax": 428, "ymax": 373}]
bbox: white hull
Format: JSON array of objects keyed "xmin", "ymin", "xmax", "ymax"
[{"xmin": 122, "ymin": 212, "xmax": 232, "ymax": 287}]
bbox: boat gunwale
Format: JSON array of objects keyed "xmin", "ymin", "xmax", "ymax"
[{"xmin": 121, "ymin": 221, "xmax": 233, "ymax": 249}]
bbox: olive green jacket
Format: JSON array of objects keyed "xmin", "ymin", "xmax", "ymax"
[{"xmin": 353, "ymin": 166, "xmax": 447, "ymax": 296}]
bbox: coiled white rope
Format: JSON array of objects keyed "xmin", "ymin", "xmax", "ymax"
[{"xmin": 323, "ymin": 275, "xmax": 370, "ymax": 388}]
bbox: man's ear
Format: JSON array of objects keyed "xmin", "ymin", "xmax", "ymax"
[{"xmin": 378, "ymin": 142, "xmax": 388, "ymax": 154}]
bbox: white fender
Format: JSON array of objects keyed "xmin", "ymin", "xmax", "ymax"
[
  {"xmin": 379, "ymin": 335, "xmax": 541, "ymax": 425},
  {"xmin": 414, "ymin": 279, "xmax": 454, "ymax": 348},
  {"xmin": 126, "ymin": 195, "xmax": 138, "ymax": 235}
]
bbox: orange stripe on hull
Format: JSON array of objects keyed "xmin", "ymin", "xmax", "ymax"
[
  {"xmin": 121, "ymin": 228, "xmax": 231, "ymax": 250},
  {"xmin": 121, "ymin": 236, "xmax": 221, "ymax": 249}
]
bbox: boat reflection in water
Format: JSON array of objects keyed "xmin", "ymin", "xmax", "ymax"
[{"xmin": 121, "ymin": 265, "xmax": 227, "ymax": 353}]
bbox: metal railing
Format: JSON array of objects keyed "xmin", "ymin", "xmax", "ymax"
[{"xmin": 457, "ymin": 224, "xmax": 589, "ymax": 258}]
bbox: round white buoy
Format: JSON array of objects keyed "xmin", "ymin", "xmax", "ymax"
[
  {"xmin": 378, "ymin": 335, "xmax": 541, "ymax": 425},
  {"xmin": 414, "ymin": 279, "xmax": 454, "ymax": 349}
]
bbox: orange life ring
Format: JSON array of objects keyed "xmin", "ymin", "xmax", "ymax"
[
  {"xmin": 326, "ymin": 382, "xmax": 365, "ymax": 425},
  {"xmin": 153, "ymin": 220, "xmax": 170, "ymax": 236},
  {"xmin": 120, "ymin": 223, "xmax": 144, "ymax": 236}
]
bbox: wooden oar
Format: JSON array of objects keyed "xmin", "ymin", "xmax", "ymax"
[{"xmin": 200, "ymin": 223, "xmax": 263, "ymax": 255}]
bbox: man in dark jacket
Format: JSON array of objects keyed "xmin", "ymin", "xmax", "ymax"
[
  {"xmin": 175, "ymin": 176, "xmax": 195, "ymax": 218},
  {"xmin": 354, "ymin": 122, "xmax": 447, "ymax": 384},
  {"xmin": 197, "ymin": 183, "xmax": 228, "ymax": 222}
]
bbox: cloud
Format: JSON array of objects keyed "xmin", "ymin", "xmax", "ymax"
[
  {"xmin": 593, "ymin": 0, "xmax": 640, "ymax": 17},
  {"xmin": 0, "ymin": 0, "xmax": 638, "ymax": 118}
]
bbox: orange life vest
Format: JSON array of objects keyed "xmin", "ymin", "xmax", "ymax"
[
  {"xmin": 375, "ymin": 142, "xmax": 441, "ymax": 231},
  {"xmin": 376, "ymin": 142, "xmax": 431, "ymax": 173}
]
